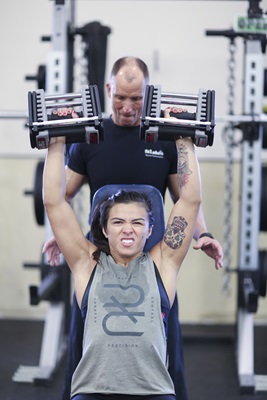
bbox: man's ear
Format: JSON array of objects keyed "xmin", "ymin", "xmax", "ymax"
[{"xmin": 106, "ymin": 83, "xmax": 111, "ymax": 98}]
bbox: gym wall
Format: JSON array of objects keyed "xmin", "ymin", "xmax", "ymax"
[{"xmin": 0, "ymin": 0, "xmax": 266, "ymax": 323}]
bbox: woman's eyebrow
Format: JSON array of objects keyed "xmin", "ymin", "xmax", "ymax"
[{"xmin": 110, "ymin": 217, "xmax": 146, "ymax": 222}]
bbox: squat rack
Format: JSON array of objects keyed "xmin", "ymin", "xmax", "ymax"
[
  {"xmin": 12, "ymin": 1, "xmax": 72, "ymax": 385},
  {"xmin": 206, "ymin": 0, "xmax": 267, "ymax": 394}
]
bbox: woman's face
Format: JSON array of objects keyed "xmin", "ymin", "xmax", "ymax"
[{"xmin": 103, "ymin": 202, "xmax": 152, "ymax": 261}]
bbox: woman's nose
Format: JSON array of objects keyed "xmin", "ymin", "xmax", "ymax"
[{"xmin": 122, "ymin": 223, "xmax": 133, "ymax": 233}]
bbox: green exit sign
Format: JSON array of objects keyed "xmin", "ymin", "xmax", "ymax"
[{"xmin": 235, "ymin": 16, "xmax": 267, "ymax": 33}]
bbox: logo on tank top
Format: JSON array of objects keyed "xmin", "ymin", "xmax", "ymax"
[
  {"xmin": 144, "ymin": 149, "xmax": 164, "ymax": 159},
  {"xmin": 102, "ymin": 284, "xmax": 145, "ymax": 337}
]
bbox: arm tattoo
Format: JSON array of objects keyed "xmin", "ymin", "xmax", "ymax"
[
  {"xmin": 164, "ymin": 216, "xmax": 188, "ymax": 250},
  {"xmin": 177, "ymin": 143, "xmax": 192, "ymax": 190}
]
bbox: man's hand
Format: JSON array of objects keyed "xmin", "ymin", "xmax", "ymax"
[
  {"xmin": 42, "ymin": 236, "xmax": 61, "ymax": 266},
  {"xmin": 164, "ymin": 106, "xmax": 188, "ymax": 118},
  {"xmin": 193, "ymin": 237, "xmax": 224, "ymax": 270},
  {"xmin": 52, "ymin": 107, "xmax": 79, "ymax": 118}
]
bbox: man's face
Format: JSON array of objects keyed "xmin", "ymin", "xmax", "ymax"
[{"xmin": 107, "ymin": 70, "xmax": 146, "ymax": 127}]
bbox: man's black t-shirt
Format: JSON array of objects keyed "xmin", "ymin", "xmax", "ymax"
[{"xmin": 67, "ymin": 117, "xmax": 177, "ymax": 204}]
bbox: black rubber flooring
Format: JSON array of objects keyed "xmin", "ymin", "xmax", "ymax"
[{"xmin": 0, "ymin": 320, "xmax": 266, "ymax": 400}]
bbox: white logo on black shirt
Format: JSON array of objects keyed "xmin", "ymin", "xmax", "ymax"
[{"xmin": 144, "ymin": 149, "xmax": 164, "ymax": 159}]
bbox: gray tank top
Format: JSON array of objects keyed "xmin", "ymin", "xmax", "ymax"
[{"xmin": 71, "ymin": 252, "xmax": 175, "ymax": 397}]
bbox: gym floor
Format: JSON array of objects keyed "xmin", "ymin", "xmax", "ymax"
[{"xmin": 0, "ymin": 320, "xmax": 266, "ymax": 400}]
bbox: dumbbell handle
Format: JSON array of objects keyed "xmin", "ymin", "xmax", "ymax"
[
  {"xmin": 31, "ymin": 115, "xmax": 98, "ymax": 128},
  {"xmin": 160, "ymin": 110, "xmax": 196, "ymax": 120},
  {"xmin": 170, "ymin": 111, "xmax": 196, "ymax": 120},
  {"xmin": 147, "ymin": 116, "xmax": 211, "ymax": 128}
]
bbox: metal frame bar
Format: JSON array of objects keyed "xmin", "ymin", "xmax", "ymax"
[
  {"xmin": 12, "ymin": 303, "xmax": 67, "ymax": 384},
  {"xmin": 237, "ymin": 38, "xmax": 264, "ymax": 394},
  {"xmin": 13, "ymin": 1, "xmax": 70, "ymax": 385}
]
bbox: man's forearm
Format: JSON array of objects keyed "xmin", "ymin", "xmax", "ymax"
[{"xmin": 193, "ymin": 206, "xmax": 209, "ymax": 240}]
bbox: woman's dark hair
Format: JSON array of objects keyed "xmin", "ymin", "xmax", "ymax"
[{"xmin": 90, "ymin": 190, "xmax": 154, "ymax": 262}]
